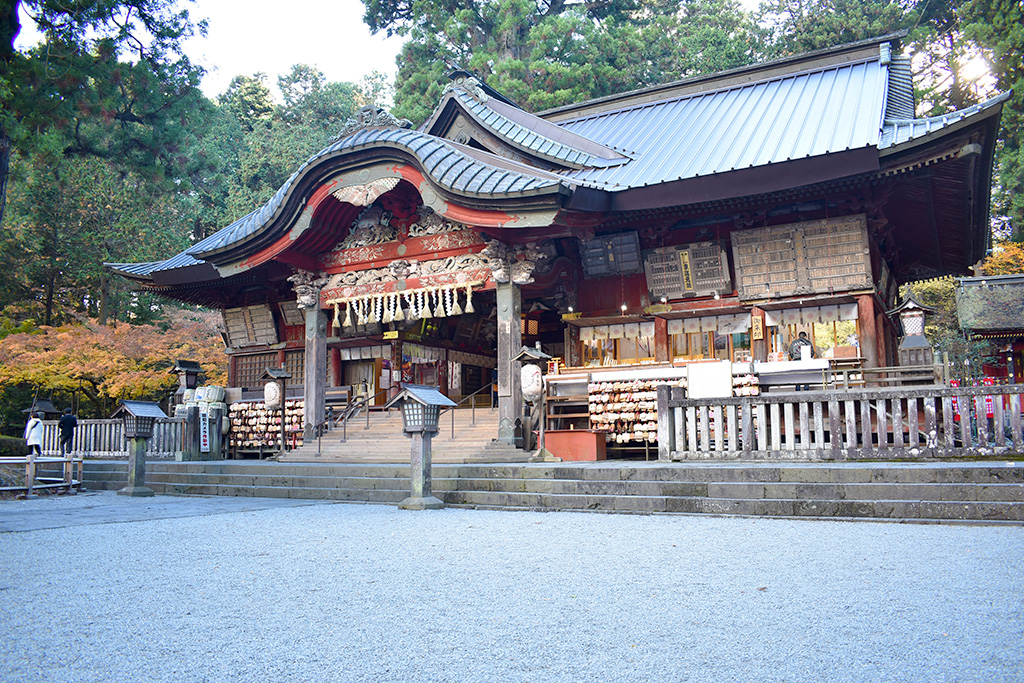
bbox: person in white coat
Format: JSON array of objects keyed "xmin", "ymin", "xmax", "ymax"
[{"xmin": 23, "ymin": 412, "xmax": 43, "ymax": 456}]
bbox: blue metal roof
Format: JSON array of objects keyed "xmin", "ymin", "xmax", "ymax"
[
  {"xmin": 109, "ymin": 37, "xmax": 1006, "ymax": 287},
  {"xmin": 556, "ymin": 57, "xmax": 888, "ymax": 190}
]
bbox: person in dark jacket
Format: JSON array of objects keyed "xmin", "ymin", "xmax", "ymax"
[
  {"xmin": 788, "ymin": 331, "xmax": 815, "ymax": 361},
  {"xmin": 58, "ymin": 407, "xmax": 78, "ymax": 456}
]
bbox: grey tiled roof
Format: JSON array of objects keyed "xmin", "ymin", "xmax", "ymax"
[
  {"xmin": 453, "ymin": 91, "xmax": 626, "ymax": 169},
  {"xmin": 879, "ymin": 92, "xmax": 1010, "ymax": 150},
  {"xmin": 885, "ymin": 55, "xmax": 916, "ymax": 120},
  {"xmin": 182, "ymin": 127, "xmax": 567, "ymax": 262}
]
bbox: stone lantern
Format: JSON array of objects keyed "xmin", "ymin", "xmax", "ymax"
[
  {"xmin": 512, "ymin": 343, "xmax": 557, "ymax": 462},
  {"xmin": 888, "ymin": 291, "xmax": 937, "ymax": 367},
  {"xmin": 384, "ymin": 384, "xmax": 456, "ymax": 510},
  {"xmin": 112, "ymin": 400, "xmax": 167, "ymax": 497},
  {"xmin": 259, "ymin": 367, "xmax": 291, "ymax": 455},
  {"xmin": 172, "ymin": 359, "xmax": 203, "ymax": 407}
]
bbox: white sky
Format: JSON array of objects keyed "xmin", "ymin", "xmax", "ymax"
[
  {"xmin": 16, "ymin": 0, "xmax": 764, "ymax": 101},
  {"xmin": 16, "ymin": 0, "xmax": 406, "ymax": 100}
]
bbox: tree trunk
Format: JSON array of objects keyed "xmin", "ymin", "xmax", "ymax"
[
  {"xmin": 98, "ymin": 273, "xmax": 110, "ymax": 325},
  {"xmin": 44, "ymin": 270, "xmax": 56, "ymax": 326}
]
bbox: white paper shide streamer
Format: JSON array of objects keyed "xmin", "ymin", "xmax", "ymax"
[{"xmin": 326, "ymin": 282, "xmax": 482, "ymax": 330}]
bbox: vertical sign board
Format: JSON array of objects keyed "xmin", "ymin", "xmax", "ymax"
[
  {"xmin": 199, "ymin": 404, "xmax": 211, "ymax": 453},
  {"xmin": 752, "ymin": 316, "xmax": 764, "ymax": 341}
]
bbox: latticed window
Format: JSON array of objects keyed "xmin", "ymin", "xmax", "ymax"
[
  {"xmin": 235, "ymin": 352, "xmax": 278, "ymax": 388},
  {"xmin": 284, "ymin": 350, "xmax": 305, "ymax": 386}
]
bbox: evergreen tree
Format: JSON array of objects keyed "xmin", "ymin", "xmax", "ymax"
[
  {"xmin": 962, "ymin": 0, "xmax": 1024, "ymax": 238},
  {"xmin": 0, "ymin": 0, "xmax": 212, "ymax": 227},
  {"xmin": 366, "ymin": 0, "xmax": 756, "ymax": 123}
]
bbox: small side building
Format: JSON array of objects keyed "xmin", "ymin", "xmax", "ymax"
[{"xmin": 956, "ymin": 273, "xmax": 1024, "ymax": 381}]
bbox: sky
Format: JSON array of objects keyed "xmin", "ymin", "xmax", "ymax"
[
  {"xmin": 15, "ymin": 0, "xmax": 764, "ymax": 101},
  {"xmin": 15, "ymin": 0, "xmax": 407, "ymax": 100}
]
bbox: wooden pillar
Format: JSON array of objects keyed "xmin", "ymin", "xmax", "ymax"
[
  {"xmin": 439, "ymin": 351, "xmax": 449, "ymax": 396},
  {"xmin": 564, "ymin": 323, "xmax": 581, "ymax": 368},
  {"xmin": 875, "ymin": 309, "xmax": 888, "ymax": 367},
  {"xmin": 496, "ymin": 281, "xmax": 522, "ymax": 444},
  {"xmin": 751, "ymin": 307, "xmax": 768, "ymax": 362},
  {"xmin": 330, "ymin": 347, "xmax": 342, "ymax": 387},
  {"xmin": 857, "ymin": 294, "xmax": 878, "ymax": 369},
  {"xmin": 303, "ymin": 306, "xmax": 328, "ymax": 439},
  {"xmin": 228, "ymin": 355, "xmax": 238, "ymax": 388},
  {"xmin": 654, "ymin": 317, "xmax": 670, "ymax": 362},
  {"xmin": 277, "ymin": 349, "xmax": 286, "ymax": 368}
]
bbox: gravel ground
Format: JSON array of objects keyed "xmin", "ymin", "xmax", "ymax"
[{"xmin": 1, "ymin": 492, "xmax": 1022, "ymax": 683}]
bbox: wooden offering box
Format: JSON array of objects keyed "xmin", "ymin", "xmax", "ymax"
[{"xmin": 545, "ymin": 429, "xmax": 607, "ymax": 461}]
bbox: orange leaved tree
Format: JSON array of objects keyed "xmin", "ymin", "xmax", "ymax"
[{"xmin": 0, "ymin": 309, "xmax": 226, "ymax": 422}]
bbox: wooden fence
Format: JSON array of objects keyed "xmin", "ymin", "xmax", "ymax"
[
  {"xmin": 37, "ymin": 418, "xmax": 186, "ymax": 459},
  {"xmin": 656, "ymin": 384, "xmax": 1024, "ymax": 461}
]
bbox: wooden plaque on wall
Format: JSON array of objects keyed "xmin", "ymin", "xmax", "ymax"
[
  {"xmin": 223, "ymin": 305, "xmax": 279, "ymax": 347},
  {"xmin": 731, "ymin": 215, "xmax": 871, "ymax": 301},
  {"xmin": 643, "ymin": 241, "xmax": 730, "ymax": 298}
]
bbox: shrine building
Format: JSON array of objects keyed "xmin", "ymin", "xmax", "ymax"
[{"xmin": 109, "ymin": 34, "xmax": 1007, "ymax": 453}]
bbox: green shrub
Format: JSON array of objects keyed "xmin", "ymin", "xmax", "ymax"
[{"xmin": 0, "ymin": 435, "xmax": 29, "ymax": 456}]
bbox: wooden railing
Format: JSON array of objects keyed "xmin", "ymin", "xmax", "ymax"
[
  {"xmin": 0, "ymin": 453, "xmax": 83, "ymax": 497},
  {"xmin": 656, "ymin": 384, "xmax": 1024, "ymax": 461},
  {"xmin": 36, "ymin": 418, "xmax": 186, "ymax": 459}
]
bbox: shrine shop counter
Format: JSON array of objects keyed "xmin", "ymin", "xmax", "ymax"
[{"xmin": 752, "ymin": 359, "xmax": 831, "ymax": 388}]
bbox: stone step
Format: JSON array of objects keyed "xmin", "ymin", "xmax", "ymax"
[{"xmin": 65, "ymin": 460, "xmax": 1024, "ymax": 523}]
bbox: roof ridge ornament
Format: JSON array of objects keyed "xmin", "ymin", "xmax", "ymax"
[
  {"xmin": 444, "ymin": 74, "xmax": 489, "ymax": 103},
  {"xmin": 334, "ymin": 105, "xmax": 413, "ymax": 141}
]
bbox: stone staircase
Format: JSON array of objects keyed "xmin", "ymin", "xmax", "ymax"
[
  {"xmin": 278, "ymin": 407, "xmax": 527, "ymax": 464},
  {"xmin": 71, "ymin": 460, "xmax": 1024, "ymax": 524}
]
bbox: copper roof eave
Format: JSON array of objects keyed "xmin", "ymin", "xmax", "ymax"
[
  {"xmin": 580, "ymin": 147, "xmax": 880, "ymax": 212},
  {"xmin": 150, "ymin": 261, "xmax": 221, "ymax": 287}
]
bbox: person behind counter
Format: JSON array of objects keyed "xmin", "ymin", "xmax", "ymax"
[
  {"xmin": 789, "ymin": 331, "xmax": 815, "ymax": 391},
  {"xmin": 789, "ymin": 331, "xmax": 815, "ymax": 361}
]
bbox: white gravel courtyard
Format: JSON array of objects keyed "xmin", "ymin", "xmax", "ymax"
[{"xmin": 1, "ymin": 491, "xmax": 1022, "ymax": 682}]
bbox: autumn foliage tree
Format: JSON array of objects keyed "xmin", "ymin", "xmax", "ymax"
[
  {"xmin": 979, "ymin": 241, "xmax": 1024, "ymax": 276},
  {"xmin": 0, "ymin": 309, "xmax": 226, "ymax": 431}
]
